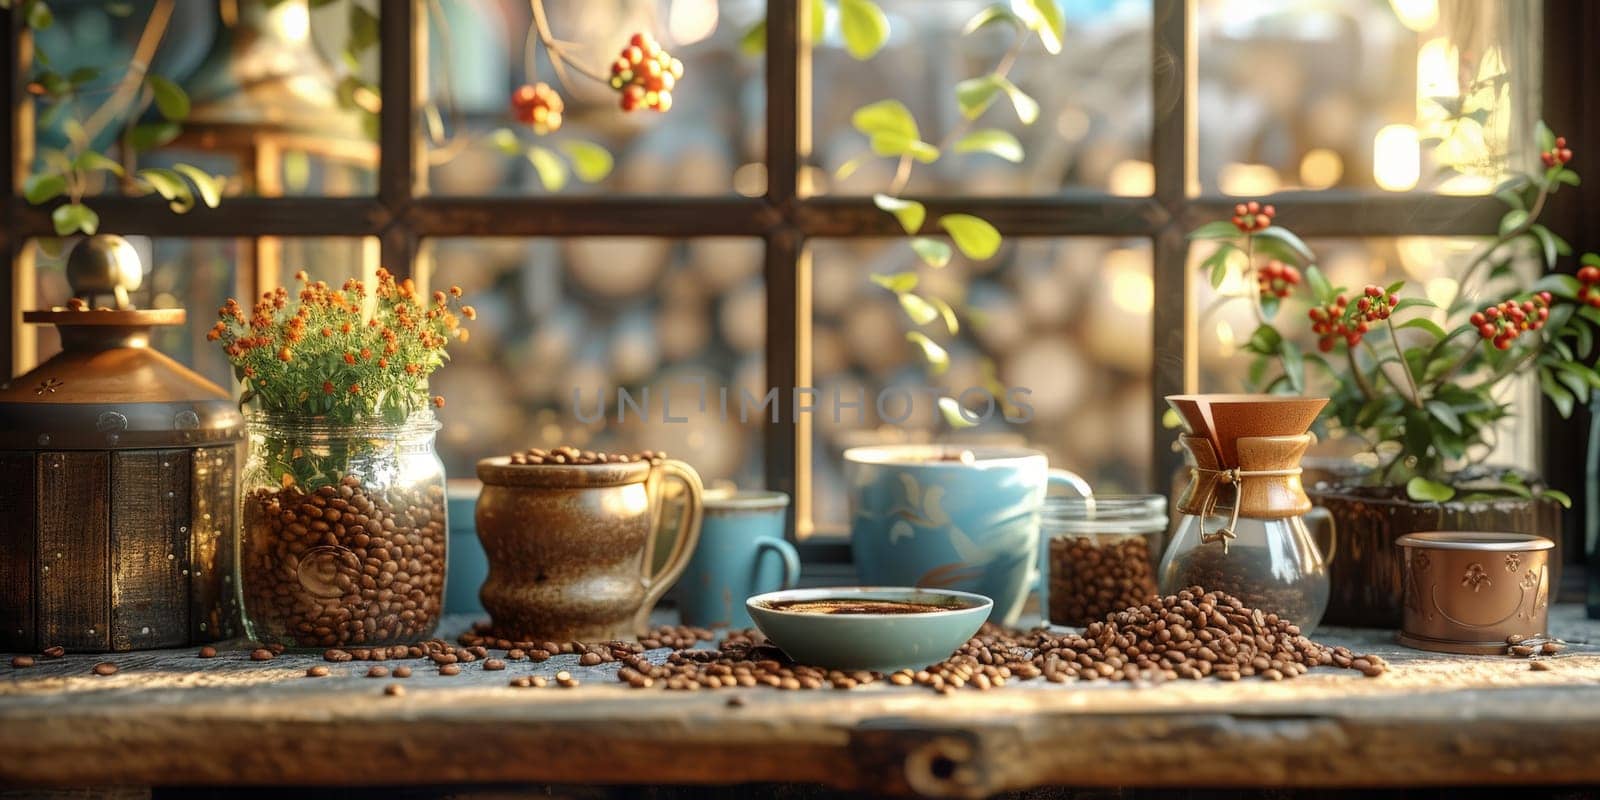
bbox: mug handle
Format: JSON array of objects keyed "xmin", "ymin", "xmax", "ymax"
[
  {"xmin": 754, "ymin": 536, "xmax": 802, "ymax": 589},
  {"xmin": 636, "ymin": 459, "xmax": 704, "ymax": 634},
  {"xmin": 1047, "ymin": 468, "xmax": 1093, "ymax": 498},
  {"xmin": 1304, "ymin": 506, "xmax": 1339, "ymax": 564}
]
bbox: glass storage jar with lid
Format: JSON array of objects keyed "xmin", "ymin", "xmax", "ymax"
[{"xmin": 1040, "ymin": 495, "xmax": 1167, "ymax": 627}]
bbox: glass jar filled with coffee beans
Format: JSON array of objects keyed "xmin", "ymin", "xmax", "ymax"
[
  {"xmin": 238, "ymin": 411, "xmax": 447, "ymax": 648},
  {"xmin": 1041, "ymin": 495, "xmax": 1167, "ymax": 628}
]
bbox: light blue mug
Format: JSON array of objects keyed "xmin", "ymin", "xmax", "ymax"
[
  {"xmin": 677, "ymin": 489, "xmax": 800, "ymax": 629},
  {"xmin": 844, "ymin": 445, "xmax": 1090, "ymax": 625}
]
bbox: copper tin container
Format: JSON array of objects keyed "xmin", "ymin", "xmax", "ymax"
[{"xmin": 1396, "ymin": 532, "xmax": 1553, "ymax": 654}]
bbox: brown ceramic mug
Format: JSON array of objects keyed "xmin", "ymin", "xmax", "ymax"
[{"xmin": 474, "ymin": 457, "xmax": 703, "ymax": 641}]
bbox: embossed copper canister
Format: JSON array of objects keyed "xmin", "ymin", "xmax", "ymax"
[
  {"xmin": 0, "ymin": 236, "xmax": 244, "ymax": 652},
  {"xmin": 1396, "ymin": 532, "xmax": 1553, "ymax": 654}
]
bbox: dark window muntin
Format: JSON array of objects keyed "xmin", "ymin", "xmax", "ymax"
[{"xmin": 1, "ymin": 1, "xmax": 1593, "ymax": 558}]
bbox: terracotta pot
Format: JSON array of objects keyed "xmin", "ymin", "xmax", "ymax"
[
  {"xmin": 474, "ymin": 457, "xmax": 703, "ymax": 641},
  {"xmin": 1308, "ymin": 478, "xmax": 1561, "ymax": 628},
  {"xmin": 1397, "ymin": 532, "xmax": 1552, "ymax": 654}
]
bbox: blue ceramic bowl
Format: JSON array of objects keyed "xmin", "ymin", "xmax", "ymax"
[{"xmin": 746, "ymin": 587, "xmax": 992, "ymax": 672}]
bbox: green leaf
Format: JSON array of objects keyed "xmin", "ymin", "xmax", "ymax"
[
  {"xmin": 909, "ymin": 237, "xmax": 951, "ymax": 267},
  {"xmin": 526, "ymin": 146, "xmax": 568, "ymax": 192},
  {"xmin": 1532, "ymin": 272, "xmax": 1581, "ymax": 299},
  {"xmin": 1397, "ymin": 317, "xmax": 1447, "ymax": 339},
  {"xmin": 1279, "ymin": 339, "xmax": 1304, "ymax": 392},
  {"xmin": 870, "ymin": 272, "xmax": 918, "ymax": 293},
  {"xmin": 906, "ymin": 331, "xmax": 950, "ymax": 375},
  {"xmin": 1530, "ymin": 224, "xmax": 1568, "ymax": 267},
  {"xmin": 834, "ymin": 157, "xmax": 862, "ymax": 181},
  {"xmin": 1208, "ymin": 257, "xmax": 1228, "ymax": 289},
  {"xmin": 868, "ymin": 132, "xmax": 939, "ymax": 162},
  {"xmin": 490, "ymin": 128, "xmax": 520, "ymax": 155},
  {"xmin": 146, "ymin": 74, "xmax": 189, "ymax": 121},
  {"xmin": 1496, "ymin": 186, "xmax": 1526, "ymax": 210},
  {"xmin": 955, "ymin": 76, "xmax": 1003, "ymax": 119},
  {"xmin": 174, "ymin": 163, "xmax": 222, "ymax": 208},
  {"xmin": 1393, "ymin": 297, "xmax": 1437, "ymax": 313},
  {"xmin": 1406, "ymin": 476, "xmax": 1456, "ymax": 503},
  {"xmin": 1425, "ymin": 400, "xmax": 1462, "ymax": 434},
  {"xmin": 873, "ymin": 194, "xmax": 925, "ymax": 234},
  {"xmin": 23, "ymin": 172, "xmax": 66, "ymax": 204},
  {"xmin": 809, "ymin": 0, "xmax": 825, "ymax": 40},
  {"xmin": 1541, "ymin": 370, "xmax": 1575, "ymax": 417},
  {"xmin": 50, "ymin": 202, "xmax": 97, "ymax": 236},
  {"xmin": 137, "ymin": 167, "xmax": 194, "ymax": 212},
  {"xmin": 852, "ymin": 99, "xmax": 919, "ymax": 140},
  {"xmin": 1305, "ymin": 265, "xmax": 1333, "ymax": 304},
  {"xmin": 930, "ymin": 296, "xmax": 959, "ymax": 335},
  {"xmin": 1244, "ymin": 323, "xmax": 1281, "ymax": 355},
  {"xmin": 994, "ymin": 75, "xmax": 1038, "ymax": 125},
  {"xmin": 963, "ymin": 5, "xmax": 1021, "ymax": 35},
  {"xmin": 1012, "ymin": 0, "xmax": 1065, "ymax": 54},
  {"xmin": 1498, "ymin": 471, "xmax": 1535, "ymax": 499},
  {"xmin": 346, "ymin": 3, "xmax": 380, "ymax": 57},
  {"xmin": 739, "ymin": 19, "xmax": 766, "ymax": 55},
  {"xmin": 839, "ymin": 0, "xmax": 890, "ymax": 60},
  {"xmin": 1557, "ymin": 169, "xmax": 1580, "ymax": 187},
  {"xmin": 559, "ymin": 140, "xmax": 614, "ymax": 182},
  {"xmin": 1187, "ymin": 220, "xmax": 1240, "ymax": 241},
  {"xmin": 1254, "ymin": 226, "xmax": 1314, "ymax": 263},
  {"xmin": 954, "ymin": 129, "xmax": 1023, "ymax": 162},
  {"xmin": 27, "ymin": 1, "xmax": 52, "ymax": 29},
  {"xmin": 73, "ymin": 150, "xmax": 124, "ymax": 177},
  {"xmin": 106, "ymin": 1, "xmax": 133, "ymax": 16},
  {"xmin": 1499, "ymin": 209, "xmax": 1528, "ymax": 235},
  {"xmin": 938, "ymin": 396, "xmax": 979, "ymax": 429},
  {"xmin": 1535, "ymin": 119, "xmax": 1556, "ymax": 151},
  {"xmin": 898, "ymin": 292, "xmax": 940, "ymax": 325},
  {"xmin": 1539, "ymin": 488, "xmax": 1573, "ymax": 508},
  {"xmin": 67, "ymin": 66, "xmax": 100, "ymax": 86},
  {"xmin": 939, "ymin": 214, "xmax": 1001, "ymax": 260},
  {"xmin": 127, "ymin": 121, "xmax": 180, "ymax": 151}
]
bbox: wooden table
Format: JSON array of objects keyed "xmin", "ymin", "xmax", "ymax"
[{"xmin": 2, "ymin": 606, "xmax": 1598, "ymax": 798}]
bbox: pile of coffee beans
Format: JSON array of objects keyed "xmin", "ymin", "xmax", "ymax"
[
  {"xmin": 456, "ymin": 621, "xmax": 715, "ymax": 653},
  {"xmin": 240, "ymin": 474, "xmax": 446, "ymax": 648},
  {"xmin": 1504, "ymin": 633, "xmax": 1565, "ymax": 662},
  {"xmin": 1165, "ymin": 546, "xmax": 1323, "ymax": 627},
  {"xmin": 1047, "ymin": 534, "xmax": 1158, "ymax": 627},
  {"xmin": 507, "ymin": 446, "xmax": 667, "ymax": 466}
]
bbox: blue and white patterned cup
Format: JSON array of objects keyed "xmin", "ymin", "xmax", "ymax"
[{"xmin": 844, "ymin": 445, "xmax": 1089, "ymax": 624}]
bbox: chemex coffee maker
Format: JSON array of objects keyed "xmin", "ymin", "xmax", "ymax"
[{"xmin": 1159, "ymin": 394, "xmax": 1334, "ymax": 633}]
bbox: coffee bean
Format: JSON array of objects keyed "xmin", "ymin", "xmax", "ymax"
[
  {"xmin": 11, "ymin": 656, "xmax": 34, "ymax": 668},
  {"xmin": 439, "ymin": 664, "xmax": 461, "ymax": 676},
  {"xmin": 484, "ymin": 659, "xmax": 505, "ymax": 671},
  {"xmin": 555, "ymin": 670, "xmax": 578, "ymax": 688},
  {"xmin": 306, "ymin": 666, "xmax": 330, "ymax": 678},
  {"xmin": 198, "ymin": 646, "xmax": 218, "ymax": 658},
  {"xmin": 578, "ymin": 652, "xmax": 602, "ymax": 667},
  {"xmin": 250, "ymin": 648, "xmax": 275, "ymax": 661},
  {"xmin": 384, "ymin": 683, "xmax": 405, "ymax": 696},
  {"xmin": 93, "ymin": 662, "xmax": 118, "ymax": 676},
  {"xmin": 1509, "ymin": 644, "xmax": 1535, "ymax": 657},
  {"xmin": 726, "ymin": 695, "xmax": 746, "ymax": 708},
  {"xmin": 42, "ymin": 645, "xmax": 65, "ymax": 659},
  {"xmin": 366, "ymin": 666, "xmax": 389, "ymax": 678},
  {"xmin": 324, "ymin": 649, "xmax": 353, "ymax": 663},
  {"xmin": 393, "ymin": 666, "xmax": 412, "ymax": 678},
  {"xmin": 1530, "ymin": 660, "xmax": 1554, "ymax": 671},
  {"xmin": 1506, "ymin": 634, "xmax": 1526, "ymax": 645},
  {"xmin": 1541, "ymin": 642, "xmax": 1564, "ymax": 655}
]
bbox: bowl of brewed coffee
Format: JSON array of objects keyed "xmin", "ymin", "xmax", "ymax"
[{"xmin": 746, "ymin": 586, "xmax": 992, "ymax": 672}]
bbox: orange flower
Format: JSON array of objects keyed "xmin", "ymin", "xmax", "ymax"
[
  {"xmin": 278, "ymin": 348, "xmax": 292, "ymax": 362},
  {"xmin": 405, "ymin": 364, "xmax": 420, "ymax": 375},
  {"xmin": 322, "ymin": 380, "xmax": 335, "ymax": 394},
  {"xmin": 343, "ymin": 353, "xmax": 357, "ymax": 365},
  {"xmin": 294, "ymin": 270, "xmax": 310, "ymax": 282},
  {"xmin": 243, "ymin": 366, "xmax": 256, "ymax": 377},
  {"xmin": 385, "ymin": 342, "xmax": 398, "ymax": 356},
  {"xmin": 360, "ymin": 348, "xmax": 372, "ymax": 360},
  {"xmin": 341, "ymin": 322, "xmax": 353, "ymax": 333},
  {"xmin": 432, "ymin": 396, "xmax": 445, "ymax": 408},
  {"xmin": 321, "ymin": 327, "xmax": 333, "ymax": 337},
  {"xmin": 449, "ymin": 286, "xmax": 463, "ymax": 297},
  {"xmin": 456, "ymin": 328, "xmax": 471, "ymax": 343},
  {"xmin": 433, "ymin": 290, "xmax": 447, "ymax": 305},
  {"xmin": 349, "ymin": 384, "xmax": 362, "ymax": 394},
  {"xmin": 462, "ymin": 305, "xmax": 477, "ymax": 320},
  {"xmin": 377, "ymin": 357, "xmax": 388, "ymax": 368}
]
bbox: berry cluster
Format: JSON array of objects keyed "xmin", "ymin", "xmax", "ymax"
[
  {"xmin": 1471, "ymin": 293, "xmax": 1551, "ymax": 350},
  {"xmin": 1231, "ymin": 201, "xmax": 1276, "ymax": 234},
  {"xmin": 609, "ymin": 32, "xmax": 682, "ymax": 113},
  {"xmin": 1578, "ymin": 265, "xmax": 1600, "ymax": 308},
  {"xmin": 1540, "ymin": 136, "xmax": 1573, "ymax": 168},
  {"xmin": 1307, "ymin": 285, "xmax": 1397, "ymax": 352},
  {"xmin": 511, "ymin": 82, "xmax": 564, "ymax": 135},
  {"xmin": 1256, "ymin": 259, "xmax": 1301, "ymax": 299}
]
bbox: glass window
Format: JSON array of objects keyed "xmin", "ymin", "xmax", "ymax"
[{"xmin": 416, "ymin": 237, "xmax": 765, "ymax": 484}]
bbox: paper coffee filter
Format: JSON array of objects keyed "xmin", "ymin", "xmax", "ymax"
[{"xmin": 1165, "ymin": 394, "xmax": 1327, "ymax": 466}]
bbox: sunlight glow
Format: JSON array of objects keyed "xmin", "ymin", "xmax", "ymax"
[{"xmin": 1373, "ymin": 125, "xmax": 1420, "ymax": 192}]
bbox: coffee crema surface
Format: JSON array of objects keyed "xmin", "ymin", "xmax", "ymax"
[{"xmin": 760, "ymin": 598, "xmax": 974, "ymax": 615}]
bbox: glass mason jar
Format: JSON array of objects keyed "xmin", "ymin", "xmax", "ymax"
[
  {"xmin": 238, "ymin": 411, "xmax": 448, "ymax": 648},
  {"xmin": 1041, "ymin": 495, "xmax": 1167, "ymax": 627}
]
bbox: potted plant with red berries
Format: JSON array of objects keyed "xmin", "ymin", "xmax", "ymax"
[{"xmin": 1187, "ymin": 122, "xmax": 1583, "ymax": 626}]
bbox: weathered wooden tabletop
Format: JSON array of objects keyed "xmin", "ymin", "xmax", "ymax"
[{"xmin": 1, "ymin": 605, "xmax": 1598, "ymax": 798}]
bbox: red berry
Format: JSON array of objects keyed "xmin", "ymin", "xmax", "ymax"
[
  {"xmin": 1556, "ymin": 136, "xmax": 1567, "ymax": 148},
  {"xmin": 512, "ymin": 84, "xmax": 537, "ymax": 108},
  {"xmin": 1542, "ymin": 152, "xmax": 1556, "ymax": 167},
  {"xmin": 630, "ymin": 32, "xmax": 648, "ymax": 48},
  {"xmin": 1365, "ymin": 285, "xmax": 1382, "ymax": 298},
  {"xmin": 1246, "ymin": 201, "xmax": 1260, "ymax": 214},
  {"xmin": 1234, "ymin": 203, "xmax": 1248, "ymax": 216},
  {"xmin": 1560, "ymin": 148, "xmax": 1573, "ymax": 163},
  {"xmin": 1262, "ymin": 204, "xmax": 1276, "ymax": 217},
  {"xmin": 1478, "ymin": 323, "xmax": 1496, "ymax": 339},
  {"xmin": 1538, "ymin": 291, "xmax": 1552, "ymax": 304},
  {"xmin": 1579, "ymin": 266, "xmax": 1600, "ymax": 283},
  {"xmin": 1539, "ymin": 307, "xmax": 1550, "ymax": 321},
  {"xmin": 1590, "ymin": 296, "xmax": 1600, "ymax": 309},
  {"xmin": 1470, "ymin": 312, "xmax": 1486, "ymax": 326},
  {"xmin": 1336, "ymin": 296, "xmax": 1349, "ymax": 307},
  {"xmin": 1496, "ymin": 337, "xmax": 1512, "ymax": 351},
  {"xmin": 1485, "ymin": 307, "xmax": 1499, "ymax": 320}
]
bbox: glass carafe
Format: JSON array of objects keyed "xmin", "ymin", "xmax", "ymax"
[{"xmin": 1159, "ymin": 513, "xmax": 1330, "ymax": 632}]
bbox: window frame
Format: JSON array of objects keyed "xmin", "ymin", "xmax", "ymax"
[{"xmin": 2, "ymin": 0, "xmax": 1595, "ymax": 561}]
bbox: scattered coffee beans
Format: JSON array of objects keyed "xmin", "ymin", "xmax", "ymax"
[
  {"xmin": 198, "ymin": 646, "xmax": 218, "ymax": 658},
  {"xmin": 306, "ymin": 666, "xmax": 331, "ymax": 678},
  {"xmin": 507, "ymin": 446, "xmax": 666, "ymax": 466},
  {"xmin": 92, "ymin": 662, "xmax": 118, "ymax": 676},
  {"xmin": 383, "ymin": 683, "xmax": 405, "ymax": 696},
  {"xmin": 1047, "ymin": 534, "xmax": 1157, "ymax": 626},
  {"xmin": 250, "ymin": 648, "xmax": 275, "ymax": 662},
  {"xmin": 42, "ymin": 645, "xmax": 65, "ymax": 659},
  {"xmin": 240, "ymin": 475, "xmax": 446, "ymax": 648},
  {"xmin": 11, "ymin": 656, "xmax": 34, "ymax": 668},
  {"xmin": 1502, "ymin": 634, "xmax": 1567, "ymax": 659}
]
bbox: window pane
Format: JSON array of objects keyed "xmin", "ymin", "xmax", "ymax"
[
  {"xmin": 1197, "ymin": 0, "xmax": 1541, "ymax": 194},
  {"xmin": 808, "ymin": 237, "xmax": 1154, "ymax": 535},
  {"xmin": 1190, "ymin": 235, "xmax": 1539, "ymax": 471},
  {"xmin": 417, "ymin": 237, "xmax": 765, "ymax": 484},
  {"xmin": 25, "ymin": 2, "xmax": 378, "ymax": 198},
  {"xmin": 423, "ymin": 1, "xmax": 763, "ymax": 196},
  {"xmin": 811, "ymin": 0, "xmax": 1152, "ymax": 196}
]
